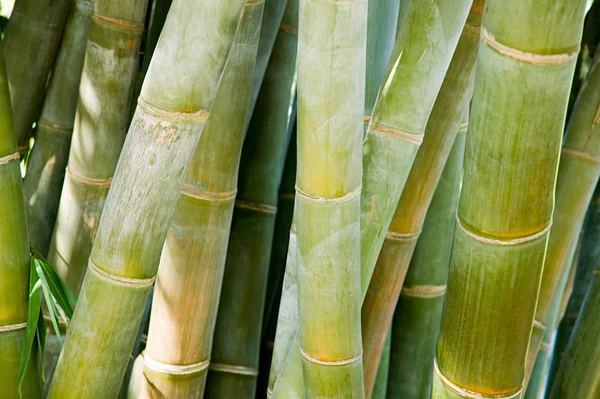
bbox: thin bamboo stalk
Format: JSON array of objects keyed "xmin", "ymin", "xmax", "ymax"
[
  {"xmin": 23, "ymin": 0, "xmax": 93, "ymax": 256},
  {"xmin": 527, "ymin": 48, "xmax": 600, "ymax": 387},
  {"xmin": 387, "ymin": 122, "xmax": 467, "ymax": 399},
  {"xmin": 547, "ymin": 267, "xmax": 600, "ymax": 398},
  {"xmin": 204, "ymin": 1, "xmax": 297, "ymax": 396},
  {"xmin": 268, "ymin": 0, "xmax": 473, "ymax": 396},
  {"xmin": 46, "ymin": 0, "xmax": 247, "ymax": 396},
  {"xmin": 0, "ymin": 36, "xmax": 41, "ymax": 399},
  {"xmin": 47, "ymin": 0, "xmax": 150, "ymax": 296},
  {"xmin": 361, "ymin": 5, "xmax": 482, "ymax": 394},
  {"xmin": 372, "ymin": 331, "xmax": 391, "ymax": 399},
  {"xmin": 293, "ymin": 0, "xmax": 367, "ymax": 395},
  {"xmin": 4, "ymin": 0, "xmax": 71, "ymax": 152},
  {"xmin": 133, "ymin": 3, "xmax": 264, "ymax": 397},
  {"xmin": 432, "ymin": 2, "xmax": 587, "ymax": 397}
]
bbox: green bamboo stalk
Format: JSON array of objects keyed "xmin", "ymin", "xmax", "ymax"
[
  {"xmin": 46, "ymin": 0, "xmax": 247, "ymax": 396},
  {"xmin": 361, "ymin": 5, "xmax": 482, "ymax": 394},
  {"xmin": 0, "ymin": 36, "xmax": 41, "ymax": 399},
  {"xmin": 204, "ymin": 2, "xmax": 297, "ymax": 397},
  {"xmin": 527, "ymin": 47, "xmax": 600, "ymax": 387},
  {"xmin": 547, "ymin": 264, "xmax": 600, "ymax": 398},
  {"xmin": 432, "ymin": 2, "xmax": 587, "ymax": 397},
  {"xmin": 4, "ymin": 0, "xmax": 71, "ymax": 152},
  {"xmin": 387, "ymin": 123, "xmax": 467, "ymax": 399},
  {"xmin": 293, "ymin": 0, "xmax": 366, "ymax": 395},
  {"xmin": 268, "ymin": 0, "xmax": 473, "ymax": 396},
  {"xmin": 22, "ymin": 0, "xmax": 93, "ymax": 256},
  {"xmin": 131, "ymin": 3, "xmax": 264, "ymax": 397},
  {"xmin": 372, "ymin": 331, "xmax": 391, "ymax": 399},
  {"xmin": 47, "ymin": 0, "xmax": 150, "ymax": 296}
]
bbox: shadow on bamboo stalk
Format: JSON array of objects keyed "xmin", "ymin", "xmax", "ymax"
[{"xmin": 23, "ymin": 0, "xmax": 93, "ymax": 257}]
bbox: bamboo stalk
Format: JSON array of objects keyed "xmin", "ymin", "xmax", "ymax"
[
  {"xmin": 204, "ymin": 1, "xmax": 297, "ymax": 397},
  {"xmin": 372, "ymin": 331, "xmax": 391, "ymax": 399},
  {"xmin": 47, "ymin": 0, "xmax": 150, "ymax": 296},
  {"xmin": 268, "ymin": 0, "xmax": 473, "ymax": 396},
  {"xmin": 23, "ymin": 0, "xmax": 93, "ymax": 256},
  {"xmin": 361, "ymin": 5, "xmax": 482, "ymax": 394},
  {"xmin": 133, "ymin": 3, "xmax": 264, "ymax": 397},
  {"xmin": 46, "ymin": 0, "xmax": 247, "ymax": 396},
  {"xmin": 0, "ymin": 36, "xmax": 41, "ymax": 399},
  {"xmin": 4, "ymin": 0, "xmax": 71, "ymax": 152},
  {"xmin": 387, "ymin": 122, "xmax": 467, "ymax": 399},
  {"xmin": 432, "ymin": 2, "xmax": 587, "ymax": 397},
  {"xmin": 526, "ymin": 48, "xmax": 600, "ymax": 388},
  {"xmin": 547, "ymin": 268, "xmax": 600, "ymax": 398}
]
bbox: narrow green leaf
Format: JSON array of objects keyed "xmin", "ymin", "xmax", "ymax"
[
  {"xmin": 18, "ymin": 258, "xmax": 42, "ymax": 396},
  {"xmin": 32, "ymin": 247, "xmax": 77, "ymax": 308},
  {"xmin": 37, "ymin": 311, "xmax": 46, "ymax": 382},
  {"xmin": 35, "ymin": 260, "xmax": 62, "ymax": 343}
]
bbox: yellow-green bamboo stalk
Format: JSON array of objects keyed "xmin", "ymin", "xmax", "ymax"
[
  {"xmin": 0, "ymin": 36, "xmax": 41, "ymax": 399},
  {"xmin": 268, "ymin": 0, "xmax": 473, "ymax": 396},
  {"xmin": 4, "ymin": 0, "xmax": 71, "ymax": 152},
  {"xmin": 130, "ymin": 3, "xmax": 264, "ymax": 397},
  {"xmin": 23, "ymin": 0, "xmax": 93, "ymax": 256},
  {"xmin": 361, "ymin": 5, "xmax": 482, "ymax": 395},
  {"xmin": 47, "ymin": 0, "xmax": 150, "ymax": 296},
  {"xmin": 527, "ymin": 48, "xmax": 600, "ymax": 387},
  {"xmin": 432, "ymin": 2, "xmax": 587, "ymax": 398},
  {"xmin": 547, "ymin": 261, "xmax": 600, "ymax": 398},
  {"xmin": 386, "ymin": 123, "xmax": 467, "ymax": 399},
  {"xmin": 205, "ymin": 1, "xmax": 297, "ymax": 397},
  {"xmin": 46, "ymin": 0, "xmax": 247, "ymax": 396},
  {"xmin": 293, "ymin": 0, "xmax": 366, "ymax": 395}
]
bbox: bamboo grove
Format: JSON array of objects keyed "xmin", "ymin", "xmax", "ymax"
[{"xmin": 0, "ymin": 0, "xmax": 598, "ymax": 398}]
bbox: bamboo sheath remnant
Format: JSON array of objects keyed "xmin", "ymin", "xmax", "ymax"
[
  {"xmin": 3, "ymin": 0, "xmax": 71, "ymax": 151},
  {"xmin": 433, "ymin": 1, "xmax": 587, "ymax": 398},
  {"xmin": 205, "ymin": 0, "xmax": 298, "ymax": 396},
  {"xmin": 47, "ymin": 0, "xmax": 248, "ymax": 396},
  {"xmin": 132, "ymin": 2, "xmax": 264, "ymax": 397},
  {"xmin": 23, "ymin": 0, "xmax": 94, "ymax": 256},
  {"xmin": 268, "ymin": 0, "xmax": 473, "ymax": 396}
]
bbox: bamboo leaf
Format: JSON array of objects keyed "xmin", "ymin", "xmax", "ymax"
[
  {"xmin": 17, "ymin": 259, "xmax": 43, "ymax": 397},
  {"xmin": 35, "ymin": 259, "xmax": 62, "ymax": 343},
  {"xmin": 35, "ymin": 255, "xmax": 75, "ymax": 318},
  {"xmin": 37, "ymin": 311, "xmax": 46, "ymax": 382}
]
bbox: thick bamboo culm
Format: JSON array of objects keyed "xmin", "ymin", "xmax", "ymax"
[
  {"xmin": 268, "ymin": 0, "xmax": 473, "ymax": 396},
  {"xmin": 0, "ymin": 38, "xmax": 41, "ymax": 399},
  {"xmin": 526, "ymin": 49, "xmax": 600, "ymax": 386},
  {"xmin": 205, "ymin": 1, "xmax": 298, "ymax": 397},
  {"xmin": 23, "ymin": 0, "xmax": 93, "ymax": 256},
  {"xmin": 133, "ymin": 3, "xmax": 264, "ymax": 397},
  {"xmin": 3, "ymin": 0, "xmax": 71, "ymax": 152},
  {"xmin": 387, "ymin": 123, "xmax": 467, "ymax": 399},
  {"xmin": 433, "ymin": 1, "xmax": 587, "ymax": 398},
  {"xmin": 361, "ymin": 4, "xmax": 482, "ymax": 395},
  {"xmin": 547, "ymin": 267, "xmax": 600, "ymax": 398},
  {"xmin": 46, "ymin": 0, "xmax": 248, "ymax": 396},
  {"xmin": 372, "ymin": 331, "xmax": 392, "ymax": 399},
  {"xmin": 47, "ymin": 0, "xmax": 150, "ymax": 296},
  {"xmin": 293, "ymin": 0, "xmax": 367, "ymax": 395}
]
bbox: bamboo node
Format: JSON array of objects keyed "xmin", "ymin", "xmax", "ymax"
[
  {"xmin": 0, "ymin": 322, "xmax": 27, "ymax": 332},
  {"xmin": 459, "ymin": 122, "xmax": 469, "ymax": 132},
  {"xmin": 0, "ymin": 151, "xmax": 21, "ymax": 165},
  {"xmin": 66, "ymin": 168, "xmax": 112, "ymax": 187},
  {"xmin": 143, "ymin": 353, "xmax": 209, "ymax": 376},
  {"xmin": 434, "ymin": 359, "xmax": 523, "ymax": 399},
  {"xmin": 37, "ymin": 120, "xmax": 73, "ymax": 134},
  {"xmin": 92, "ymin": 12, "xmax": 145, "ymax": 32},
  {"xmin": 401, "ymin": 285, "xmax": 446, "ymax": 298},
  {"xmin": 295, "ymin": 185, "xmax": 361, "ymax": 203},
  {"xmin": 463, "ymin": 23, "xmax": 480, "ymax": 37},
  {"xmin": 386, "ymin": 230, "xmax": 421, "ymax": 242},
  {"xmin": 540, "ymin": 341, "xmax": 553, "ymax": 352},
  {"xmin": 363, "ymin": 116, "xmax": 371, "ymax": 126},
  {"xmin": 245, "ymin": 0, "xmax": 265, "ymax": 5},
  {"xmin": 456, "ymin": 217, "xmax": 552, "ymax": 246},
  {"xmin": 561, "ymin": 148, "xmax": 600, "ymax": 164},
  {"xmin": 299, "ymin": 347, "xmax": 362, "ymax": 367},
  {"xmin": 235, "ymin": 200, "xmax": 277, "ymax": 214},
  {"xmin": 481, "ymin": 28, "xmax": 579, "ymax": 66},
  {"xmin": 533, "ymin": 320, "xmax": 546, "ymax": 332},
  {"xmin": 180, "ymin": 184, "xmax": 237, "ymax": 202},
  {"xmin": 369, "ymin": 122, "xmax": 424, "ymax": 145},
  {"xmin": 209, "ymin": 363, "xmax": 259, "ymax": 376},
  {"xmin": 279, "ymin": 22, "xmax": 298, "ymax": 35},
  {"xmin": 266, "ymin": 388, "xmax": 273, "ymax": 398},
  {"xmin": 89, "ymin": 259, "xmax": 155, "ymax": 288},
  {"xmin": 279, "ymin": 192, "xmax": 296, "ymax": 201},
  {"xmin": 137, "ymin": 97, "xmax": 210, "ymax": 122}
]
